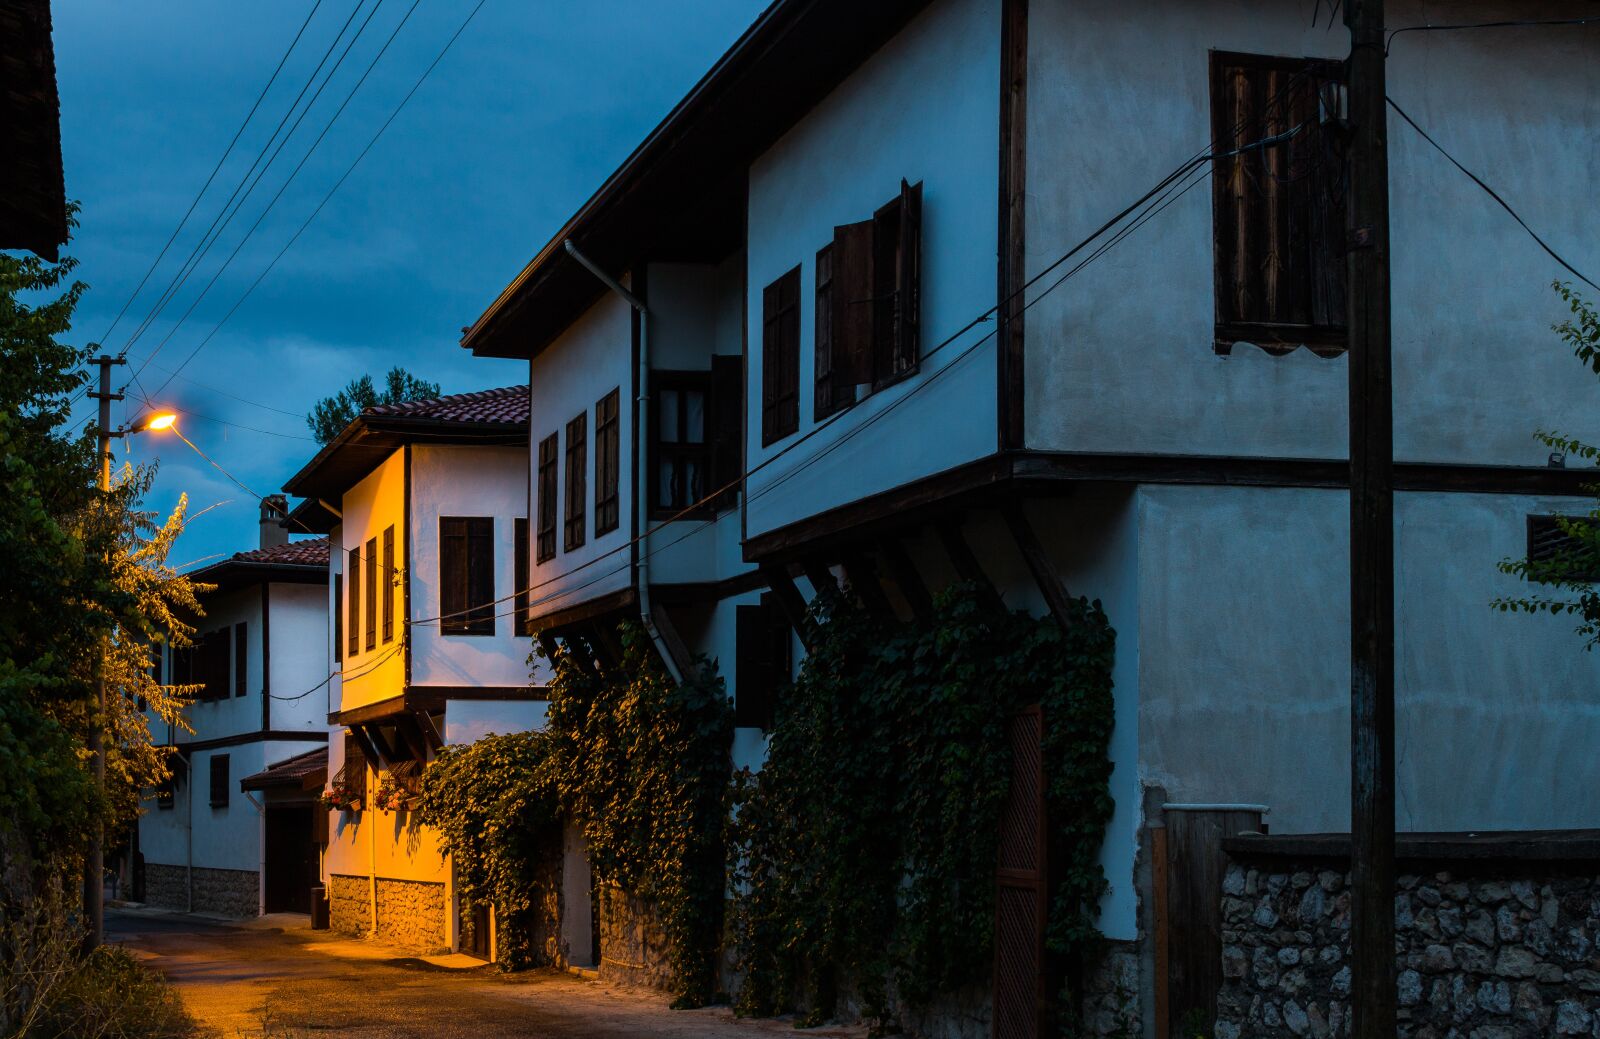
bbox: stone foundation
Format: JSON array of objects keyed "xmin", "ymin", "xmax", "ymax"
[
  {"xmin": 328, "ymin": 873, "xmax": 370, "ymax": 937},
  {"xmin": 1082, "ymin": 941, "xmax": 1144, "ymax": 1037},
  {"xmin": 142, "ymin": 863, "xmax": 258, "ymax": 917},
  {"xmin": 597, "ymin": 886, "xmax": 672, "ymax": 989},
  {"xmin": 1217, "ymin": 850, "xmax": 1600, "ymax": 1038},
  {"xmin": 375, "ymin": 878, "xmax": 446, "ymax": 952}
]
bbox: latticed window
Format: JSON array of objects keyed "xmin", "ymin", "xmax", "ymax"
[{"xmin": 594, "ymin": 388, "xmax": 620, "ymax": 536}]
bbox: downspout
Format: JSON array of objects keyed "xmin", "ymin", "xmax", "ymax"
[{"xmin": 563, "ymin": 239, "xmax": 683, "ymax": 683}]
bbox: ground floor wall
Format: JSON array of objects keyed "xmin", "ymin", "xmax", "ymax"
[{"xmin": 143, "ymin": 863, "xmax": 259, "ymax": 918}]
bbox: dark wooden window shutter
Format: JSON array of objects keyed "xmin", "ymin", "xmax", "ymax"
[
  {"xmin": 735, "ymin": 594, "xmax": 791, "ymax": 730},
  {"xmin": 347, "ymin": 548, "xmax": 360, "ymax": 658},
  {"xmin": 832, "ymin": 220, "xmax": 875, "ymax": 399},
  {"xmin": 364, "ymin": 536, "xmax": 378, "ymax": 651},
  {"xmin": 234, "ymin": 622, "xmax": 247, "ymax": 696},
  {"xmin": 441, "ymin": 517, "xmax": 495, "ymax": 636},
  {"xmin": 565, "ymin": 413, "xmax": 587, "ymax": 551},
  {"xmin": 710, "ymin": 354, "xmax": 743, "ymax": 510},
  {"xmin": 514, "ymin": 517, "xmax": 531, "ymax": 636},
  {"xmin": 872, "ymin": 179, "xmax": 923, "ymax": 385},
  {"xmin": 209, "ymin": 754, "xmax": 229, "ymax": 808},
  {"xmin": 342, "ymin": 732, "xmax": 368, "ymax": 802},
  {"xmin": 761, "ymin": 267, "xmax": 801, "ymax": 446},
  {"xmin": 381, "ymin": 526, "xmax": 395, "ymax": 644},
  {"xmin": 1210, "ymin": 52, "xmax": 1347, "ymax": 355},
  {"xmin": 537, "ymin": 434, "xmax": 558, "ymax": 562},
  {"xmin": 333, "ymin": 574, "xmax": 343, "ymax": 663},
  {"xmin": 595, "ymin": 388, "xmax": 621, "ymax": 536},
  {"xmin": 814, "ymin": 244, "xmax": 837, "ymax": 420}
]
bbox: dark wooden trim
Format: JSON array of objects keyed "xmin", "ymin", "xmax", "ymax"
[
  {"xmin": 346, "ymin": 725, "xmax": 384, "ymax": 771},
  {"xmin": 760, "ymin": 565, "xmax": 813, "ymax": 651},
  {"xmin": 528, "ymin": 585, "xmax": 638, "ymax": 635},
  {"xmin": 1000, "ymin": 501, "xmax": 1074, "ymax": 632},
  {"xmin": 802, "ymin": 559, "xmax": 839, "ymax": 597},
  {"xmin": 361, "ymin": 722, "xmax": 399, "ymax": 766},
  {"xmin": 330, "ymin": 685, "xmax": 547, "ymax": 726},
  {"xmin": 649, "ymin": 603, "xmax": 695, "ymax": 678},
  {"xmin": 260, "ymin": 583, "xmax": 271, "ymax": 730},
  {"xmin": 997, "ymin": 0, "xmax": 1027, "ymax": 451},
  {"xmin": 164, "ymin": 730, "xmax": 326, "ymax": 754},
  {"xmin": 412, "ymin": 708, "xmax": 444, "ymax": 751},
  {"xmin": 650, "ymin": 570, "xmax": 768, "ymax": 605},
  {"xmin": 588, "ymin": 621, "xmax": 624, "ymax": 669},
  {"xmin": 878, "ymin": 537, "xmax": 933, "ymax": 620},
  {"xmin": 936, "ymin": 517, "xmax": 1004, "ymax": 613},
  {"xmin": 391, "ymin": 715, "xmax": 429, "ymax": 762}
]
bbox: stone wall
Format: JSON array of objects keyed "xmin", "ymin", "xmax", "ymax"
[
  {"xmin": 142, "ymin": 863, "xmax": 258, "ymax": 917},
  {"xmin": 374, "ymin": 877, "xmax": 446, "ymax": 953},
  {"xmin": 1217, "ymin": 845, "xmax": 1600, "ymax": 1038},
  {"xmin": 328, "ymin": 873, "xmax": 370, "ymax": 936},
  {"xmin": 1082, "ymin": 940, "xmax": 1143, "ymax": 1038},
  {"xmin": 597, "ymin": 886, "xmax": 672, "ymax": 990}
]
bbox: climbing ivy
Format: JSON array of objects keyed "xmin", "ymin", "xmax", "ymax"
[
  {"xmin": 542, "ymin": 624, "xmax": 735, "ymax": 1008},
  {"xmin": 727, "ymin": 584, "xmax": 1116, "ymax": 1033},
  {"xmin": 415, "ymin": 730, "xmax": 561, "ymax": 969}
]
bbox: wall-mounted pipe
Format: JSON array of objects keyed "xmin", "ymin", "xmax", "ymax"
[{"xmin": 563, "ymin": 239, "xmax": 683, "ymax": 683}]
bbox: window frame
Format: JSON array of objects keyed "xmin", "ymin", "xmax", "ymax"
[
  {"xmin": 333, "ymin": 573, "xmax": 343, "ymax": 664},
  {"xmin": 347, "ymin": 547, "xmax": 360, "ymax": 659},
  {"xmin": 514, "ymin": 516, "xmax": 532, "ymax": 637},
  {"xmin": 381, "ymin": 525, "xmax": 395, "ymax": 644},
  {"xmin": 761, "ymin": 265, "xmax": 801, "ymax": 446},
  {"xmin": 364, "ymin": 536, "xmax": 378, "ymax": 651},
  {"xmin": 439, "ymin": 516, "xmax": 495, "ymax": 637},
  {"xmin": 564, "ymin": 413, "xmax": 587, "ymax": 552},
  {"xmin": 233, "ymin": 622, "xmax": 247, "ymax": 697},
  {"xmin": 536, "ymin": 433, "xmax": 558, "ymax": 563},
  {"xmin": 594, "ymin": 388, "xmax": 621, "ymax": 536},
  {"xmin": 650, "ymin": 369, "xmax": 714, "ymax": 520},
  {"xmin": 209, "ymin": 753, "xmax": 230, "ymax": 809}
]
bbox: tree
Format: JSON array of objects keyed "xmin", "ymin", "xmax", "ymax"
[
  {"xmin": 306, "ymin": 366, "xmax": 441, "ymax": 444},
  {"xmin": 1495, "ymin": 282, "xmax": 1600, "ymax": 645}
]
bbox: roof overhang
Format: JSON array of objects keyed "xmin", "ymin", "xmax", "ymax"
[
  {"xmin": 189, "ymin": 559, "xmax": 327, "ymax": 594},
  {"xmin": 240, "ymin": 747, "xmax": 328, "ymax": 793},
  {"xmin": 283, "ymin": 415, "xmax": 526, "ymax": 503},
  {"xmin": 459, "ymin": 0, "xmax": 932, "ymax": 361},
  {"xmin": 0, "ymin": 0, "xmax": 68, "ymax": 261}
]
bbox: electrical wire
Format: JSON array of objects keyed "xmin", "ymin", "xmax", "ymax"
[{"xmin": 1386, "ymin": 16, "xmax": 1600, "ymax": 54}]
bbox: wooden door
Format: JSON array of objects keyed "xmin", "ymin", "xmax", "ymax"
[
  {"xmin": 464, "ymin": 901, "xmax": 492, "ymax": 960},
  {"xmin": 264, "ymin": 805, "xmax": 318, "ymax": 914},
  {"xmin": 993, "ymin": 707, "xmax": 1046, "ymax": 1039}
]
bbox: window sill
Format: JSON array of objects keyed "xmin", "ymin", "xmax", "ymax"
[{"xmin": 440, "ymin": 630, "xmax": 495, "ymax": 638}]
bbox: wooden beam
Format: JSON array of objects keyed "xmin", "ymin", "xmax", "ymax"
[
  {"xmin": 841, "ymin": 551, "xmax": 894, "ymax": 616},
  {"xmin": 412, "ymin": 708, "xmax": 443, "ymax": 751},
  {"xmin": 649, "ymin": 602, "xmax": 696, "ymax": 679},
  {"xmin": 761, "ymin": 564, "xmax": 813, "ymax": 651},
  {"xmin": 937, "ymin": 517, "xmax": 1004, "ymax": 614},
  {"xmin": 587, "ymin": 622, "xmax": 623, "ymax": 670},
  {"xmin": 878, "ymin": 538, "xmax": 934, "ymax": 620},
  {"xmin": 1001, "ymin": 501, "xmax": 1073, "ymax": 631},
  {"xmin": 361, "ymin": 723, "xmax": 400, "ymax": 765},
  {"xmin": 802, "ymin": 559, "xmax": 839, "ymax": 598},
  {"xmin": 347, "ymin": 725, "xmax": 383, "ymax": 771},
  {"xmin": 392, "ymin": 715, "xmax": 429, "ymax": 763}
]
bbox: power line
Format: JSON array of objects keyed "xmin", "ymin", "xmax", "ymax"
[
  {"xmin": 1386, "ymin": 16, "xmax": 1600, "ymax": 54},
  {"xmin": 1386, "ymin": 94, "xmax": 1599, "ymax": 292}
]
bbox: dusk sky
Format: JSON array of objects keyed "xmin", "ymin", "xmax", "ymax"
[{"xmin": 54, "ymin": 0, "xmax": 766, "ymax": 571}]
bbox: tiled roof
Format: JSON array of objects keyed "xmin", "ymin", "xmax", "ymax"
[
  {"xmin": 240, "ymin": 746, "xmax": 328, "ymax": 792},
  {"xmin": 230, "ymin": 537, "xmax": 329, "ymax": 567},
  {"xmin": 363, "ymin": 385, "xmax": 527, "ymax": 426}
]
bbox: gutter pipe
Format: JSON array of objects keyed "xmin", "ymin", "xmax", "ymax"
[{"xmin": 563, "ymin": 239, "xmax": 683, "ymax": 683}]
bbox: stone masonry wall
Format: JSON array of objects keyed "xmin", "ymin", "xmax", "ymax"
[
  {"xmin": 142, "ymin": 863, "xmax": 258, "ymax": 917},
  {"xmin": 1217, "ymin": 858, "xmax": 1600, "ymax": 1038},
  {"xmin": 328, "ymin": 873, "xmax": 370, "ymax": 936},
  {"xmin": 374, "ymin": 877, "xmax": 446, "ymax": 953},
  {"xmin": 598, "ymin": 886, "xmax": 672, "ymax": 990}
]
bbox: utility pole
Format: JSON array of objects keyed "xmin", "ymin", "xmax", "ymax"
[
  {"xmin": 85, "ymin": 353, "xmax": 125, "ymax": 950},
  {"xmin": 1344, "ymin": 0, "xmax": 1396, "ymax": 1035}
]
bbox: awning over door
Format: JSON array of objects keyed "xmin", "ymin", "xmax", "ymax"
[{"xmin": 240, "ymin": 747, "xmax": 328, "ymax": 793}]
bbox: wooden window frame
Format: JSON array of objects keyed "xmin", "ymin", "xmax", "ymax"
[
  {"xmin": 333, "ymin": 573, "xmax": 343, "ymax": 664},
  {"xmin": 364, "ymin": 536, "xmax": 378, "ymax": 652},
  {"xmin": 347, "ymin": 548, "xmax": 360, "ymax": 659},
  {"xmin": 814, "ymin": 244, "xmax": 840, "ymax": 421},
  {"xmin": 1209, "ymin": 50, "xmax": 1348, "ymax": 357},
  {"xmin": 536, "ymin": 434, "xmax": 558, "ymax": 563},
  {"xmin": 564, "ymin": 413, "xmax": 587, "ymax": 552},
  {"xmin": 651, "ymin": 370, "xmax": 714, "ymax": 520},
  {"xmin": 234, "ymin": 622, "xmax": 247, "ymax": 697},
  {"xmin": 381, "ymin": 526, "xmax": 395, "ymax": 644},
  {"xmin": 594, "ymin": 388, "xmax": 621, "ymax": 536},
  {"xmin": 440, "ymin": 516, "xmax": 495, "ymax": 637},
  {"xmin": 761, "ymin": 266, "xmax": 801, "ymax": 446},
  {"xmin": 209, "ymin": 753, "xmax": 230, "ymax": 809},
  {"xmin": 514, "ymin": 516, "xmax": 532, "ymax": 637},
  {"xmin": 735, "ymin": 594, "xmax": 791, "ymax": 731}
]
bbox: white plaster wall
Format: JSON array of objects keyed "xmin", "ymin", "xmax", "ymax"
[
  {"xmin": 265, "ymin": 581, "xmax": 331, "ymax": 732},
  {"xmin": 444, "ymin": 699, "xmax": 548, "ymax": 744},
  {"xmin": 1024, "ymin": 0, "xmax": 1600, "ymax": 463},
  {"xmin": 1136, "ymin": 484, "xmax": 1600, "ymax": 835},
  {"xmin": 527, "ymin": 291, "xmax": 635, "ymax": 616},
  {"xmin": 337, "ymin": 451, "xmax": 407, "ymax": 712},
  {"xmin": 409, "ymin": 444, "xmax": 539, "ymax": 688},
  {"xmin": 167, "ymin": 586, "xmax": 263, "ymax": 741},
  {"xmin": 744, "ymin": 0, "xmax": 1000, "ymax": 540}
]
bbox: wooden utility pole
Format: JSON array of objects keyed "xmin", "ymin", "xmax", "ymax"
[
  {"xmin": 1343, "ymin": 0, "xmax": 1396, "ymax": 1035},
  {"xmin": 85, "ymin": 354, "xmax": 125, "ymax": 950}
]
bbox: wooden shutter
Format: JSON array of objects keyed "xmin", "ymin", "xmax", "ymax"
[
  {"xmin": 710, "ymin": 355, "xmax": 742, "ymax": 510},
  {"xmin": 832, "ymin": 220, "xmax": 875, "ymax": 395},
  {"xmin": 993, "ymin": 707, "xmax": 1045, "ymax": 1039},
  {"xmin": 364, "ymin": 536, "xmax": 378, "ymax": 651},
  {"xmin": 234, "ymin": 622, "xmax": 247, "ymax": 697},
  {"xmin": 514, "ymin": 517, "xmax": 530, "ymax": 636},
  {"xmin": 440, "ymin": 517, "xmax": 467, "ymax": 635},
  {"xmin": 565, "ymin": 413, "xmax": 587, "ymax": 551},
  {"xmin": 595, "ymin": 389, "xmax": 620, "ymax": 536},
  {"xmin": 537, "ymin": 434, "xmax": 558, "ymax": 562},
  {"xmin": 895, "ymin": 179, "xmax": 922, "ymax": 376},
  {"xmin": 348, "ymin": 548, "xmax": 360, "ymax": 657},
  {"xmin": 333, "ymin": 574, "xmax": 343, "ymax": 663},
  {"xmin": 209, "ymin": 753, "xmax": 230, "ymax": 808},
  {"xmin": 466, "ymin": 517, "xmax": 494, "ymax": 635},
  {"xmin": 761, "ymin": 267, "xmax": 801, "ymax": 445},
  {"xmin": 871, "ymin": 181, "xmax": 923, "ymax": 385},
  {"xmin": 814, "ymin": 244, "xmax": 836, "ymax": 419},
  {"xmin": 382, "ymin": 526, "xmax": 395, "ymax": 643}
]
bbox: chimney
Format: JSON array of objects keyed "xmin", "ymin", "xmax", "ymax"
[{"xmin": 259, "ymin": 494, "xmax": 289, "ymax": 550}]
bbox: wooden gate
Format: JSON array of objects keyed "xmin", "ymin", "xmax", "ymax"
[
  {"xmin": 993, "ymin": 706, "xmax": 1046, "ymax": 1039},
  {"xmin": 264, "ymin": 805, "xmax": 318, "ymax": 914},
  {"xmin": 1156, "ymin": 805, "xmax": 1267, "ymax": 1036}
]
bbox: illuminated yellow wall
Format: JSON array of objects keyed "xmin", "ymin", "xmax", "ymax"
[{"xmin": 336, "ymin": 448, "xmax": 407, "ymax": 713}]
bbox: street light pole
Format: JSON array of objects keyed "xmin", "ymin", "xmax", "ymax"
[{"xmin": 85, "ymin": 354, "xmax": 126, "ymax": 950}]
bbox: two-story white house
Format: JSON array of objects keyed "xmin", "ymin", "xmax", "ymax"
[
  {"xmin": 283, "ymin": 386, "xmax": 543, "ymax": 955},
  {"xmin": 461, "ymin": 0, "xmax": 1600, "ymax": 1033},
  {"xmin": 138, "ymin": 501, "xmax": 330, "ymax": 918}
]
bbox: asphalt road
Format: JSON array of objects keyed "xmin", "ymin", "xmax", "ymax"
[{"xmin": 109, "ymin": 909, "xmax": 863, "ymax": 1039}]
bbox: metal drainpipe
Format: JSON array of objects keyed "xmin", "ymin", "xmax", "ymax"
[{"xmin": 563, "ymin": 239, "xmax": 683, "ymax": 683}]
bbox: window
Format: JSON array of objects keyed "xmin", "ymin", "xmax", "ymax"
[
  {"xmin": 347, "ymin": 548, "xmax": 360, "ymax": 658},
  {"xmin": 595, "ymin": 389, "xmax": 621, "ymax": 536},
  {"xmin": 338, "ymin": 732, "xmax": 368, "ymax": 803},
  {"xmin": 440, "ymin": 517, "xmax": 494, "ymax": 636},
  {"xmin": 536, "ymin": 434, "xmax": 558, "ymax": 562},
  {"xmin": 187, "ymin": 628, "xmax": 229, "ymax": 702},
  {"xmin": 818, "ymin": 179, "xmax": 923, "ymax": 416},
  {"xmin": 761, "ymin": 266, "xmax": 800, "ymax": 445},
  {"xmin": 1210, "ymin": 52, "xmax": 1347, "ymax": 355},
  {"xmin": 652, "ymin": 361, "xmax": 743, "ymax": 517},
  {"xmin": 1527, "ymin": 515, "xmax": 1600, "ymax": 582},
  {"xmin": 364, "ymin": 536, "xmax": 378, "ymax": 651},
  {"xmin": 564, "ymin": 413, "xmax": 587, "ymax": 552},
  {"xmin": 209, "ymin": 754, "xmax": 230, "ymax": 809},
  {"xmin": 154, "ymin": 774, "xmax": 175, "ymax": 810},
  {"xmin": 333, "ymin": 573, "xmax": 343, "ymax": 664},
  {"xmin": 735, "ymin": 594, "xmax": 791, "ymax": 730},
  {"xmin": 514, "ymin": 517, "xmax": 532, "ymax": 637},
  {"xmin": 234, "ymin": 622, "xmax": 247, "ymax": 697},
  {"xmin": 382, "ymin": 526, "xmax": 395, "ymax": 644}
]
